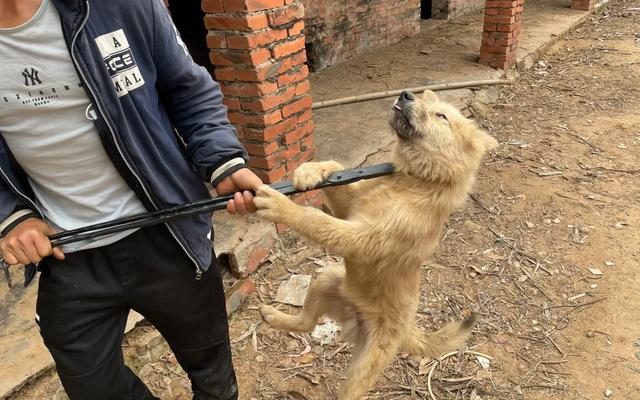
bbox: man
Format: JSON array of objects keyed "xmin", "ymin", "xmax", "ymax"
[{"xmin": 0, "ymin": 0, "xmax": 261, "ymax": 398}]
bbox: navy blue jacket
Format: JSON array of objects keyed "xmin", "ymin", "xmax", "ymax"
[{"xmin": 0, "ymin": 0, "xmax": 248, "ymax": 275}]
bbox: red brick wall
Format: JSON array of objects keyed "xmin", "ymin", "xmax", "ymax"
[
  {"xmin": 204, "ymin": 0, "xmax": 314, "ymax": 183},
  {"xmin": 301, "ymin": 0, "xmax": 420, "ymax": 71},
  {"xmin": 479, "ymin": 0, "xmax": 524, "ymax": 69}
]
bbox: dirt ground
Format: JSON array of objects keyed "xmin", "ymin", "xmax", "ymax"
[{"xmin": 10, "ymin": 1, "xmax": 640, "ymax": 399}]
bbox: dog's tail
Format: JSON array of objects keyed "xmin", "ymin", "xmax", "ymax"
[{"xmin": 402, "ymin": 313, "xmax": 480, "ymax": 358}]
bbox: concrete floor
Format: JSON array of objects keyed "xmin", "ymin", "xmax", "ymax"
[
  {"xmin": 311, "ymin": 1, "xmax": 595, "ymax": 167},
  {"xmin": 0, "ymin": 1, "xmax": 602, "ymax": 397}
]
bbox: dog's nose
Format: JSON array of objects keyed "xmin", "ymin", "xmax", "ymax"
[{"xmin": 400, "ymin": 91, "xmax": 415, "ymax": 101}]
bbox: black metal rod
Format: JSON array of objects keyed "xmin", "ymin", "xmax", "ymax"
[{"xmin": 48, "ymin": 163, "xmax": 395, "ymax": 247}]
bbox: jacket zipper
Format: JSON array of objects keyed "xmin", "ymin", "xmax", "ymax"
[
  {"xmin": 0, "ymin": 167, "xmax": 44, "ymax": 220},
  {"xmin": 71, "ymin": 2, "xmax": 203, "ymax": 279}
]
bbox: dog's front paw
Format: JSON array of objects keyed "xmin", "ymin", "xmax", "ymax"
[
  {"xmin": 259, "ymin": 304, "xmax": 283, "ymax": 327},
  {"xmin": 254, "ymin": 184, "xmax": 291, "ymax": 222},
  {"xmin": 293, "ymin": 161, "xmax": 343, "ymax": 191}
]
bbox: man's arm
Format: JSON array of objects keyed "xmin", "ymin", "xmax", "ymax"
[
  {"xmin": 150, "ymin": 0, "xmax": 248, "ymax": 186},
  {"xmin": 0, "ymin": 185, "xmax": 63, "ymax": 265}
]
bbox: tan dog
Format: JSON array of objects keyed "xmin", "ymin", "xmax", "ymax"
[{"xmin": 254, "ymin": 90, "xmax": 498, "ymax": 399}]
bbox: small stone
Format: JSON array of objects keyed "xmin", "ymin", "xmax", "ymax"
[
  {"xmin": 255, "ymin": 355, "xmax": 266, "ymax": 363},
  {"xmin": 588, "ymin": 268, "xmax": 603, "ymax": 276},
  {"xmin": 590, "ymin": 284, "xmax": 598, "ymax": 289},
  {"xmin": 525, "ymin": 221, "xmax": 535, "ymax": 228},
  {"xmin": 544, "ymin": 219, "xmax": 552, "ymax": 224},
  {"xmin": 476, "ymin": 355, "xmax": 491, "ymax": 370},
  {"xmin": 605, "ymin": 389, "xmax": 613, "ymax": 397},
  {"xmin": 275, "ymin": 275, "xmax": 312, "ymax": 306},
  {"xmin": 552, "ymin": 217, "xmax": 561, "ymax": 224},
  {"xmin": 604, "ymin": 261, "xmax": 615, "ymax": 266}
]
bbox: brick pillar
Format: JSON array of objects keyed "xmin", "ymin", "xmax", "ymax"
[
  {"xmin": 479, "ymin": 0, "xmax": 524, "ymax": 70},
  {"xmin": 202, "ymin": 0, "xmax": 314, "ymax": 183},
  {"xmin": 571, "ymin": 0, "xmax": 596, "ymax": 11}
]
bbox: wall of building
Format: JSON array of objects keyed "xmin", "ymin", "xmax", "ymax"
[
  {"xmin": 432, "ymin": 0, "xmax": 485, "ymax": 19},
  {"xmin": 301, "ymin": 0, "xmax": 421, "ymax": 71}
]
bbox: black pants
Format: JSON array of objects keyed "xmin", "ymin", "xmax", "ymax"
[{"xmin": 36, "ymin": 225, "xmax": 237, "ymax": 400}]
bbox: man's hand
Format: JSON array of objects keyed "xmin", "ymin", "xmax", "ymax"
[
  {"xmin": 0, "ymin": 218, "xmax": 64, "ymax": 265},
  {"xmin": 215, "ymin": 168, "xmax": 263, "ymax": 215}
]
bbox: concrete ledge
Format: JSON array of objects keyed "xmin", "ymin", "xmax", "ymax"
[{"xmin": 517, "ymin": 0, "xmax": 611, "ymax": 71}]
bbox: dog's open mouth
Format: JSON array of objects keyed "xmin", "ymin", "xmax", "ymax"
[{"xmin": 391, "ymin": 100, "xmax": 413, "ymax": 139}]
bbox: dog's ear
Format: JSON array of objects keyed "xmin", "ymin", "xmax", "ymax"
[{"xmin": 422, "ymin": 90, "xmax": 439, "ymax": 103}]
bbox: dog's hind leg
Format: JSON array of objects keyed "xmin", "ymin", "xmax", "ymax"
[
  {"xmin": 260, "ymin": 266, "xmax": 347, "ymax": 333},
  {"xmin": 338, "ymin": 325, "xmax": 401, "ymax": 400},
  {"xmin": 401, "ymin": 313, "xmax": 479, "ymax": 358}
]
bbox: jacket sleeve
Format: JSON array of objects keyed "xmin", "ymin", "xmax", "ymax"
[
  {"xmin": 149, "ymin": 0, "xmax": 249, "ymax": 185},
  {"xmin": 0, "ymin": 182, "xmax": 38, "ymax": 237}
]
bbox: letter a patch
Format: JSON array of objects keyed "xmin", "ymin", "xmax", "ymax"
[{"xmin": 94, "ymin": 29, "xmax": 145, "ymax": 97}]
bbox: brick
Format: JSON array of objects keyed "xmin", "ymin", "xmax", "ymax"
[
  {"xmin": 484, "ymin": 16, "xmax": 516, "ymax": 24},
  {"xmin": 286, "ymin": 149, "xmax": 314, "ymax": 172},
  {"xmin": 206, "ymin": 33, "xmax": 226, "ymax": 49},
  {"xmin": 240, "ymin": 85, "xmax": 296, "ymax": 112},
  {"xmin": 298, "ymin": 132, "xmax": 314, "ymax": 151},
  {"xmin": 267, "ymin": 3, "xmax": 305, "ymax": 27},
  {"xmin": 214, "ymin": 61, "xmax": 280, "ymax": 82},
  {"xmin": 249, "ymin": 153, "xmax": 284, "ymax": 169},
  {"xmin": 280, "ymin": 143, "xmax": 300, "ymax": 160},
  {"xmin": 204, "ymin": 14, "xmax": 269, "ymax": 31},
  {"xmin": 244, "ymin": 117, "xmax": 297, "ymax": 141},
  {"xmin": 254, "ymin": 165, "xmax": 287, "ymax": 183},
  {"xmin": 223, "ymin": 0, "xmax": 284, "ymax": 13},
  {"xmin": 209, "ymin": 48, "xmax": 271, "ymax": 66},
  {"xmin": 294, "ymin": 80, "xmax": 310, "ymax": 97},
  {"xmin": 223, "ymin": 97, "xmax": 241, "ymax": 111},
  {"xmin": 245, "ymin": 140, "xmax": 280, "ymax": 156},
  {"xmin": 226, "ymin": 29, "xmax": 288, "ymax": 49},
  {"xmin": 220, "ymin": 81, "xmax": 279, "ymax": 97},
  {"xmin": 283, "ymin": 121, "xmax": 313, "ymax": 144},
  {"xmin": 276, "ymin": 51, "xmax": 307, "ymax": 75},
  {"xmin": 483, "ymin": 23, "xmax": 497, "ymax": 32},
  {"xmin": 282, "ymin": 95, "xmax": 312, "ymax": 118},
  {"xmin": 228, "ymin": 109, "xmax": 282, "ymax": 127},
  {"xmin": 202, "ymin": 0, "xmax": 224, "ymax": 13},
  {"xmin": 571, "ymin": 0, "xmax": 596, "ymax": 10},
  {"xmin": 272, "ymin": 37, "xmax": 306, "ymax": 59},
  {"xmin": 292, "ymin": 192, "xmax": 307, "ymax": 205},
  {"xmin": 225, "ymin": 278, "xmax": 255, "ymax": 316},
  {"xmin": 498, "ymin": 8, "xmax": 518, "ymax": 16},
  {"xmin": 496, "ymin": 23, "xmax": 517, "ymax": 32},
  {"xmin": 306, "ymin": 191, "xmax": 324, "ymax": 208},
  {"xmin": 485, "ymin": 1, "xmax": 518, "ymax": 8},
  {"xmin": 288, "ymin": 20, "xmax": 305, "ymax": 36},
  {"xmin": 277, "ymin": 65, "xmax": 308, "ymax": 87}
]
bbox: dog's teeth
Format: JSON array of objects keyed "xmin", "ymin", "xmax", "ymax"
[{"xmin": 394, "ymin": 104, "xmax": 402, "ymax": 111}]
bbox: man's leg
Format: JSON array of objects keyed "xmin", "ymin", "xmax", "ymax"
[
  {"xmin": 36, "ymin": 248, "xmax": 157, "ymax": 400},
  {"xmin": 127, "ymin": 225, "xmax": 238, "ymax": 400}
]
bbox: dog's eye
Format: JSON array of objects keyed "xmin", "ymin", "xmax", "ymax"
[{"xmin": 436, "ymin": 113, "xmax": 448, "ymax": 121}]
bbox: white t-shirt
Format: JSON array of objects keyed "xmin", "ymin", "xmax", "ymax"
[{"xmin": 0, "ymin": 0, "xmax": 147, "ymax": 252}]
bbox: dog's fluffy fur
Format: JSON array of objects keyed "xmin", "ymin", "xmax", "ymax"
[{"xmin": 254, "ymin": 90, "xmax": 498, "ymax": 399}]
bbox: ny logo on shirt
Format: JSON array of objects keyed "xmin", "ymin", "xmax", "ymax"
[{"xmin": 22, "ymin": 67, "xmax": 42, "ymax": 87}]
